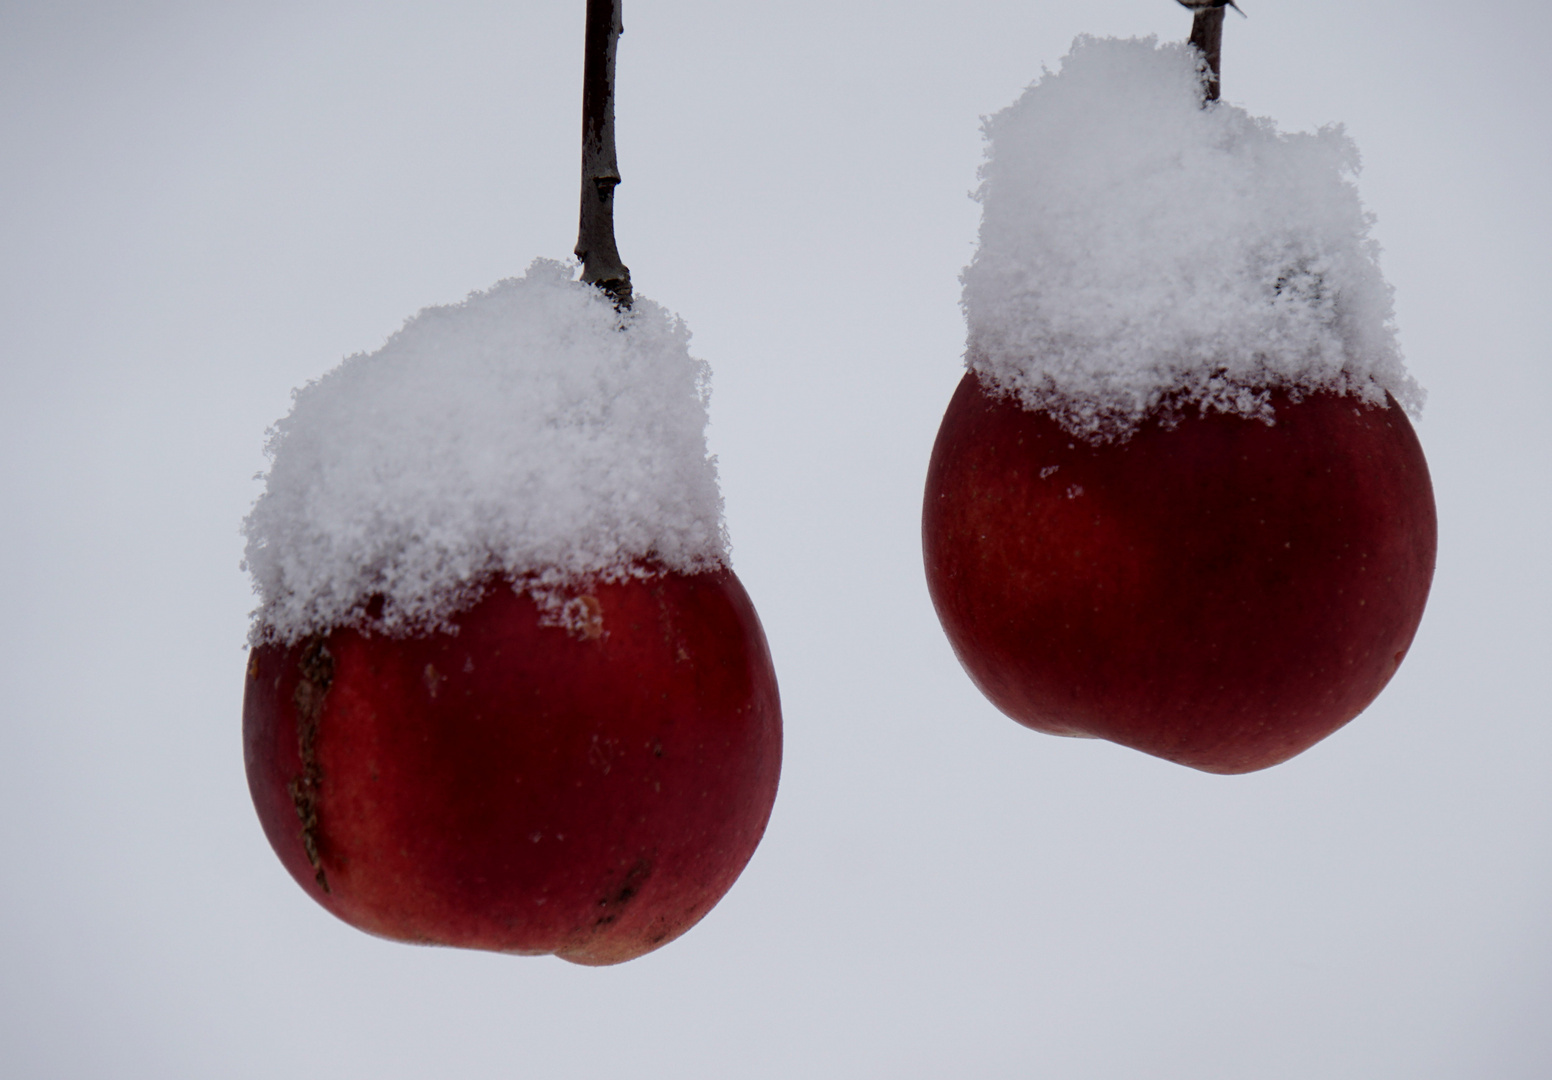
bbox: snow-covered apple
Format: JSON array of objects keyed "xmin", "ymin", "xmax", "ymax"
[
  {"xmin": 241, "ymin": 263, "xmax": 781, "ymax": 962},
  {"xmin": 924, "ymin": 37, "xmax": 1436, "ymax": 772}
]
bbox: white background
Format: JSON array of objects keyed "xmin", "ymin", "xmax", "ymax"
[{"xmin": 2, "ymin": 1, "xmax": 1548, "ymax": 1076}]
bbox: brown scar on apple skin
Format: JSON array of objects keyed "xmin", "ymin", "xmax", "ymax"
[
  {"xmin": 556, "ymin": 593, "xmax": 607, "ymax": 640},
  {"xmin": 288, "ymin": 639, "xmax": 334, "ymax": 894},
  {"xmin": 422, "ymin": 663, "xmax": 444, "ymax": 698},
  {"xmin": 552, "ymin": 858, "xmax": 659, "ymax": 965},
  {"xmin": 593, "ymin": 858, "xmax": 654, "ymax": 929}
]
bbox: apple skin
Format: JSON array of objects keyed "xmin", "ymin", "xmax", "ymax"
[
  {"xmin": 243, "ymin": 567, "xmax": 781, "ymax": 965},
  {"xmin": 923, "ymin": 372, "xmax": 1436, "ymax": 774}
]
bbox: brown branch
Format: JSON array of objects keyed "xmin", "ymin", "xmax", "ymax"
[
  {"xmin": 1189, "ymin": 7, "xmax": 1225, "ymax": 103},
  {"xmin": 576, "ymin": 0, "xmax": 632, "ymax": 308}
]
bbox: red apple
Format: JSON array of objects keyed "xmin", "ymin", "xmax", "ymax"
[
  {"xmin": 923, "ymin": 372, "xmax": 1436, "ymax": 773},
  {"xmin": 243, "ymin": 566, "xmax": 781, "ymax": 965}
]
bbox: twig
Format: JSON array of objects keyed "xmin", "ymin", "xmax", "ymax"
[
  {"xmin": 576, "ymin": 0, "xmax": 632, "ymax": 307},
  {"xmin": 1189, "ymin": 7, "xmax": 1225, "ymax": 103}
]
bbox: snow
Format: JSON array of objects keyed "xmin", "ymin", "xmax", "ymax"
[
  {"xmin": 961, "ymin": 35, "xmax": 1422, "ymax": 441},
  {"xmin": 242, "ymin": 259, "xmax": 727, "ymax": 644}
]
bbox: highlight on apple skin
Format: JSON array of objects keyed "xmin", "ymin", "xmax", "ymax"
[
  {"xmin": 923, "ymin": 372, "xmax": 1436, "ymax": 774},
  {"xmin": 244, "ymin": 568, "xmax": 780, "ymax": 965}
]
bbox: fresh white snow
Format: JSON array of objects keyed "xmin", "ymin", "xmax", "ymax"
[
  {"xmin": 961, "ymin": 35, "xmax": 1422, "ymax": 440},
  {"xmin": 243, "ymin": 259, "xmax": 727, "ymax": 644}
]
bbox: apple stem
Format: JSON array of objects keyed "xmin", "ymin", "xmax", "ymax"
[
  {"xmin": 576, "ymin": 0, "xmax": 632, "ymax": 309},
  {"xmin": 1189, "ymin": 7, "xmax": 1224, "ymax": 103}
]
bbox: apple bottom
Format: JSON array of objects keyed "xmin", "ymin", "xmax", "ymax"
[
  {"xmin": 243, "ymin": 567, "xmax": 781, "ymax": 965},
  {"xmin": 923, "ymin": 372, "xmax": 1437, "ymax": 774}
]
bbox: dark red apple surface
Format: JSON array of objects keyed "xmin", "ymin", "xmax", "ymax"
[
  {"xmin": 243, "ymin": 567, "xmax": 781, "ymax": 965},
  {"xmin": 923, "ymin": 372, "xmax": 1436, "ymax": 774}
]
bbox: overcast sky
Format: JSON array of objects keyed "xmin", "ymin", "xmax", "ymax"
[{"xmin": 2, "ymin": 1, "xmax": 1549, "ymax": 1077}]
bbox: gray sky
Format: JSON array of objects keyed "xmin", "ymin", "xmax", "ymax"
[{"xmin": 2, "ymin": 1, "xmax": 1548, "ymax": 1076}]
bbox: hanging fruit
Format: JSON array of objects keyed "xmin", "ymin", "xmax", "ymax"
[
  {"xmin": 242, "ymin": 0, "xmax": 781, "ymax": 964},
  {"xmin": 922, "ymin": 23, "xmax": 1435, "ymax": 773}
]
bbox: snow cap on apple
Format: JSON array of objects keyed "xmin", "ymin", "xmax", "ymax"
[
  {"xmin": 962, "ymin": 35, "xmax": 1422, "ymax": 440},
  {"xmin": 242, "ymin": 259, "xmax": 727, "ymax": 643}
]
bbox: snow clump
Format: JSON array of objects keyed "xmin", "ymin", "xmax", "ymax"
[
  {"xmin": 962, "ymin": 35, "xmax": 1422, "ymax": 440},
  {"xmin": 243, "ymin": 259, "xmax": 727, "ymax": 645}
]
